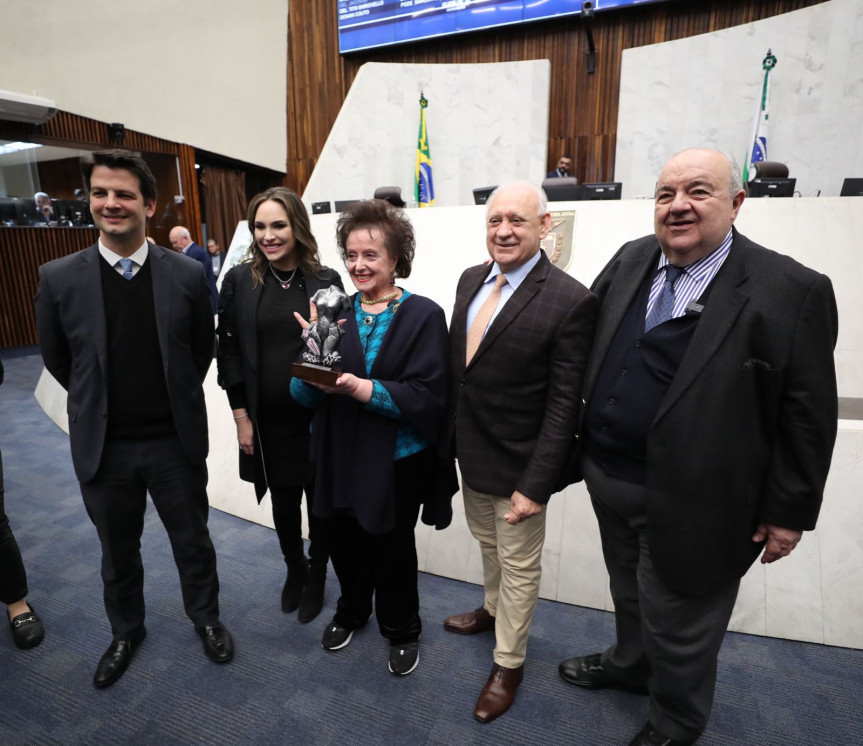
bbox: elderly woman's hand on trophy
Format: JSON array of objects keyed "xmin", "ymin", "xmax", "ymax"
[{"xmin": 293, "ymin": 291, "xmax": 371, "ymax": 399}]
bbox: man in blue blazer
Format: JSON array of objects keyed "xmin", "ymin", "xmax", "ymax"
[
  {"xmin": 35, "ymin": 149, "xmax": 233, "ymax": 689},
  {"xmin": 170, "ymin": 225, "xmax": 219, "ymax": 312},
  {"xmin": 558, "ymin": 149, "xmax": 838, "ymax": 745}
]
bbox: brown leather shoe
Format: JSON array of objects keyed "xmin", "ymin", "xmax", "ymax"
[
  {"xmin": 443, "ymin": 606, "xmax": 495, "ymax": 635},
  {"xmin": 474, "ymin": 663, "xmax": 524, "ymax": 723}
]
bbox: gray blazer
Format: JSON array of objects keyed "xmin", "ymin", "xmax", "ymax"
[{"xmin": 35, "ymin": 243, "xmax": 215, "ymax": 483}]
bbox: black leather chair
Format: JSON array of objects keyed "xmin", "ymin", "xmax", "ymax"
[{"xmin": 373, "ymin": 186, "xmax": 406, "ymax": 208}]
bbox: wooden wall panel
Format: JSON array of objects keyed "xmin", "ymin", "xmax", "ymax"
[
  {"xmin": 286, "ymin": 0, "xmax": 829, "ymax": 193},
  {"xmin": 0, "ymin": 112, "xmax": 202, "ymax": 348},
  {"xmin": 0, "ymin": 227, "xmax": 98, "ymax": 349}
]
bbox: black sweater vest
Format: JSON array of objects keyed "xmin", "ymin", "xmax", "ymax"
[
  {"xmin": 100, "ymin": 258, "xmax": 175, "ymax": 440},
  {"xmin": 583, "ymin": 272, "xmax": 712, "ymax": 484}
]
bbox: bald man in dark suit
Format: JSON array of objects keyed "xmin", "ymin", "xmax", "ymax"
[
  {"xmin": 559, "ymin": 149, "xmax": 838, "ymax": 745},
  {"xmin": 444, "ymin": 181, "xmax": 598, "ymax": 723}
]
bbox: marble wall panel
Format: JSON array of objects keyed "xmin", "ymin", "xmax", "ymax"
[
  {"xmin": 819, "ymin": 425, "xmax": 863, "ymax": 648},
  {"xmin": 302, "ymin": 60, "xmax": 550, "ymax": 209},
  {"xmin": 616, "ymin": 0, "xmax": 863, "ymax": 198}
]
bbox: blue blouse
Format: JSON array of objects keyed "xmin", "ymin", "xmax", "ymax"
[{"xmin": 290, "ymin": 290, "xmax": 429, "ymax": 460}]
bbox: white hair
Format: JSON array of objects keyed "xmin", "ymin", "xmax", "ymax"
[{"xmin": 486, "ymin": 180, "xmax": 548, "ymax": 217}]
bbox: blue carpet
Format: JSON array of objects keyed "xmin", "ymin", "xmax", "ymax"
[{"xmin": 0, "ymin": 349, "xmax": 860, "ymax": 745}]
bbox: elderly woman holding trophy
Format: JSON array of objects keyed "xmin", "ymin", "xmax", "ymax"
[
  {"xmin": 291, "ymin": 199, "xmax": 455, "ymax": 676},
  {"xmin": 216, "ymin": 187, "xmax": 344, "ymax": 624}
]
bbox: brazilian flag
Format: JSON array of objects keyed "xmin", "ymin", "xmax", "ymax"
[{"xmin": 415, "ymin": 94, "xmax": 435, "ymax": 207}]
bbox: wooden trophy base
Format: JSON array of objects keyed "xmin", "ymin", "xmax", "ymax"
[{"xmin": 291, "ymin": 362, "xmax": 341, "ymax": 386}]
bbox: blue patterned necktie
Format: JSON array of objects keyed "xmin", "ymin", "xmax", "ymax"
[
  {"xmin": 118, "ymin": 258, "xmax": 134, "ymax": 280},
  {"xmin": 645, "ymin": 264, "xmax": 685, "ymax": 333}
]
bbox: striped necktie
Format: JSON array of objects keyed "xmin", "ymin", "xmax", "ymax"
[
  {"xmin": 118, "ymin": 258, "xmax": 134, "ymax": 280},
  {"xmin": 645, "ymin": 264, "xmax": 684, "ymax": 333}
]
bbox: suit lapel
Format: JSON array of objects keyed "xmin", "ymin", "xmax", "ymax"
[
  {"xmin": 81, "ymin": 244, "xmax": 109, "ymax": 380},
  {"xmin": 584, "ymin": 248, "xmax": 658, "ymax": 395},
  {"xmin": 468, "ymin": 258, "xmax": 546, "ymax": 368},
  {"xmin": 452, "ymin": 266, "xmax": 489, "ymax": 372},
  {"xmin": 654, "ymin": 241, "xmax": 750, "ymax": 423},
  {"xmin": 149, "ymin": 244, "xmax": 173, "ymax": 372}
]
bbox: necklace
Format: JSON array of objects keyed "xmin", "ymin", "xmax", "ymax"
[
  {"xmin": 361, "ymin": 289, "xmax": 399, "ymax": 305},
  {"xmin": 269, "ymin": 263, "xmax": 299, "ymax": 289}
]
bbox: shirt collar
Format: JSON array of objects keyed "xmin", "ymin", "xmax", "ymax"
[
  {"xmin": 99, "ymin": 239, "xmax": 150, "ymax": 267},
  {"xmin": 487, "ymin": 250, "xmax": 542, "ymax": 290},
  {"xmin": 655, "ymin": 229, "xmax": 733, "ymax": 277}
]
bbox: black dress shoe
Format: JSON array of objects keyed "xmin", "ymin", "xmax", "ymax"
[
  {"xmin": 629, "ymin": 722, "xmax": 695, "ymax": 746},
  {"xmin": 93, "ymin": 626, "xmax": 147, "ymax": 688},
  {"xmin": 9, "ymin": 605, "xmax": 45, "ymax": 650},
  {"xmin": 559, "ymin": 653, "xmax": 648, "ymax": 693},
  {"xmin": 196, "ymin": 622, "xmax": 234, "ymax": 663}
]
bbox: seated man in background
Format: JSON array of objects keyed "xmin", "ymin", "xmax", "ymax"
[
  {"xmin": 546, "ymin": 154, "xmax": 572, "ymax": 179},
  {"xmin": 33, "ymin": 192, "xmax": 57, "ymax": 226}
]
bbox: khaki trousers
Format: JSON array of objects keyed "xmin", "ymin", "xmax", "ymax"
[{"xmin": 462, "ymin": 482, "xmax": 546, "ymax": 668}]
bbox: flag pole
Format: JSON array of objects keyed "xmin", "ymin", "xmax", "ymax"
[{"xmin": 743, "ymin": 49, "xmax": 778, "ymax": 184}]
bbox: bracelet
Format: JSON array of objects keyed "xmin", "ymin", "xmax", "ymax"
[
  {"xmin": 309, "ymin": 317, "xmax": 318, "ymax": 322},
  {"xmin": 233, "ymin": 413, "xmax": 249, "ymax": 420}
]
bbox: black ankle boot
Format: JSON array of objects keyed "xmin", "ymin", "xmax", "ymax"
[
  {"xmin": 281, "ymin": 557, "xmax": 308, "ymax": 613},
  {"xmin": 297, "ymin": 562, "xmax": 327, "ymax": 623}
]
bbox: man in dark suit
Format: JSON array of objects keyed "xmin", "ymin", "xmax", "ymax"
[
  {"xmin": 35, "ymin": 149, "xmax": 234, "ymax": 689},
  {"xmin": 547, "ymin": 153, "xmax": 573, "ymax": 179},
  {"xmin": 558, "ymin": 148, "xmax": 838, "ymax": 745},
  {"xmin": 206, "ymin": 238, "xmax": 223, "ymax": 277},
  {"xmin": 444, "ymin": 181, "xmax": 598, "ymax": 723},
  {"xmin": 170, "ymin": 225, "xmax": 219, "ymax": 311}
]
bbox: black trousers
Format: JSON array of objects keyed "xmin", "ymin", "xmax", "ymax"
[
  {"xmin": 582, "ymin": 455, "xmax": 739, "ymax": 743},
  {"xmin": 325, "ymin": 448, "xmax": 432, "ymax": 644},
  {"xmin": 0, "ymin": 450, "xmax": 29, "ymax": 605},
  {"xmin": 270, "ymin": 483, "xmax": 327, "ymax": 567},
  {"xmin": 79, "ymin": 434, "xmax": 221, "ymax": 639}
]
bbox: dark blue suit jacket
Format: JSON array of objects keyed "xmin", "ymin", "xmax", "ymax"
[{"xmin": 184, "ymin": 242, "xmax": 219, "ymax": 312}]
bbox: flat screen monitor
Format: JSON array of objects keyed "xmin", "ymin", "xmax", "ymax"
[
  {"xmin": 14, "ymin": 198, "xmax": 39, "ymax": 225},
  {"xmin": 338, "ymin": 1, "xmax": 671, "ymax": 54},
  {"xmin": 839, "ymin": 178, "xmax": 863, "ymax": 196},
  {"xmin": 311, "ymin": 201, "xmax": 332, "ymax": 214},
  {"xmin": 473, "ymin": 186, "xmax": 497, "ymax": 206},
  {"xmin": 543, "ymin": 177, "xmax": 581, "ymax": 202},
  {"xmin": 0, "ymin": 198, "xmax": 17, "ymax": 225},
  {"xmin": 748, "ymin": 178, "xmax": 796, "ymax": 198},
  {"xmin": 334, "ymin": 199, "xmax": 359, "ymax": 212},
  {"xmin": 580, "ymin": 182, "xmax": 622, "ymax": 200}
]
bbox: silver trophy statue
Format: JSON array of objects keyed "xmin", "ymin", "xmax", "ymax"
[{"xmin": 292, "ymin": 285, "xmax": 351, "ymax": 385}]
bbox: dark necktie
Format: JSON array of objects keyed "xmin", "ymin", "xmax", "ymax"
[{"xmin": 645, "ymin": 264, "xmax": 685, "ymax": 333}]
